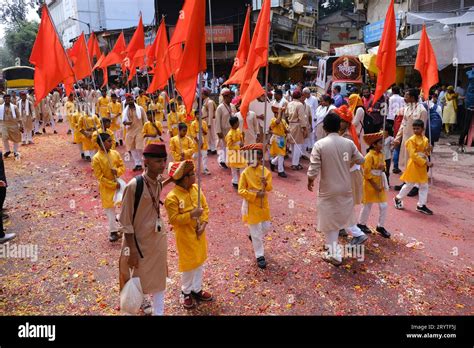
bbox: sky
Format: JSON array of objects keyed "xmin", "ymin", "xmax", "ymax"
[{"xmin": 0, "ymin": 7, "xmax": 40, "ymax": 46}]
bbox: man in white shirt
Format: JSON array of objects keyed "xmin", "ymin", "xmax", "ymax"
[
  {"xmin": 388, "ymin": 86, "xmax": 405, "ymax": 128},
  {"xmin": 303, "ymin": 87, "xmax": 318, "ymax": 149}
]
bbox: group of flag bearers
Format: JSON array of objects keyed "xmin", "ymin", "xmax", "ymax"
[{"xmin": 20, "ymin": 0, "xmax": 440, "ymax": 314}]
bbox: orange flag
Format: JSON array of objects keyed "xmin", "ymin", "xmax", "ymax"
[
  {"xmin": 225, "ymin": 6, "xmax": 251, "ymax": 85},
  {"xmin": 415, "ymin": 25, "xmax": 439, "ymax": 101},
  {"xmin": 373, "ymin": 0, "xmax": 397, "ymax": 104},
  {"xmin": 173, "ymin": 0, "xmax": 207, "ymax": 113},
  {"xmin": 239, "ymin": 0, "xmax": 271, "ymax": 124},
  {"xmin": 93, "ymin": 54, "xmax": 108, "ymax": 88},
  {"xmin": 87, "ymin": 32, "xmax": 101, "ymax": 62},
  {"xmin": 125, "ymin": 15, "xmax": 145, "ymax": 82},
  {"xmin": 29, "ymin": 5, "xmax": 74, "ymax": 104},
  {"xmin": 100, "ymin": 32, "xmax": 127, "ymax": 69},
  {"xmin": 147, "ymin": 20, "xmax": 171, "ymax": 94},
  {"xmin": 68, "ymin": 32, "xmax": 92, "ymax": 81}
]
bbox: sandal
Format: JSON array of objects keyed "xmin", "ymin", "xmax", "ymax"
[
  {"xmin": 296, "ymin": 164, "xmax": 303, "ymax": 170},
  {"xmin": 290, "ymin": 165, "xmax": 298, "ymax": 171}
]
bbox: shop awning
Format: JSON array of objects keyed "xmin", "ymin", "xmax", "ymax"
[
  {"xmin": 406, "ymin": 7, "xmax": 474, "ymax": 25},
  {"xmin": 269, "ymin": 53, "xmax": 306, "ymax": 68},
  {"xmin": 274, "ymin": 42, "xmax": 327, "ymax": 56}
]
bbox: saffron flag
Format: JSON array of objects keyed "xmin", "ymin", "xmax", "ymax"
[
  {"xmin": 373, "ymin": 0, "xmax": 397, "ymax": 104},
  {"xmin": 29, "ymin": 5, "xmax": 74, "ymax": 104},
  {"xmin": 147, "ymin": 20, "xmax": 171, "ymax": 93},
  {"xmin": 415, "ymin": 25, "xmax": 439, "ymax": 101},
  {"xmin": 87, "ymin": 32, "xmax": 101, "ymax": 62},
  {"xmin": 225, "ymin": 6, "xmax": 251, "ymax": 85},
  {"xmin": 68, "ymin": 32, "xmax": 92, "ymax": 81},
  {"xmin": 100, "ymin": 32, "xmax": 127, "ymax": 69},
  {"xmin": 173, "ymin": 0, "xmax": 207, "ymax": 113},
  {"xmin": 125, "ymin": 15, "xmax": 145, "ymax": 82}
]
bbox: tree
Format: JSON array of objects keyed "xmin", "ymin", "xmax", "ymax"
[
  {"xmin": 4, "ymin": 21, "xmax": 39, "ymax": 67},
  {"xmin": 319, "ymin": 0, "xmax": 355, "ymax": 18},
  {"xmin": 0, "ymin": 47, "xmax": 15, "ymax": 68},
  {"xmin": 0, "ymin": 0, "xmax": 42, "ymax": 26}
]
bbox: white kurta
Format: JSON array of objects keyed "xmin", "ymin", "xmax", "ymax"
[{"xmin": 307, "ymin": 133, "xmax": 365, "ymax": 233}]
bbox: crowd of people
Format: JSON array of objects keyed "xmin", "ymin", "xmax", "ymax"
[{"xmin": 1, "ymin": 75, "xmax": 471, "ymax": 314}]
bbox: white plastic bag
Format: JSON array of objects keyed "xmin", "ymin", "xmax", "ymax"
[
  {"xmin": 120, "ymin": 268, "xmax": 143, "ymax": 314},
  {"xmin": 114, "ymin": 178, "xmax": 127, "ymax": 206}
]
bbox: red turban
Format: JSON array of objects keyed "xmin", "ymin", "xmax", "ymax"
[{"xmin": 335, "ymin": 105, "xmax": 360, "ymax": 151}]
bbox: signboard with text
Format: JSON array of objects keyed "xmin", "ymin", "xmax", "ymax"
[
  {"xmin": 169, "ymin": 25, "xmax": 234, "ymax": 44},
  {"xmin": 363, "ymin": 19, "xmax": 401, "ymax": 44},
  {"xmin": 332, "ymin": 56, "xmax": 362, "ymax": 83}
]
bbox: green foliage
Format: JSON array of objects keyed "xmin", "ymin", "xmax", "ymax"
[
  {"xmin": 0, "ymin": 0, "xmax": 42, "ymax": 26},
  {"xmin": 4, "ymin": 21, "xmax": 39, "ymax": 67},
  {"xmin": 0, "ymin": 47, "xmax": 15, "ymax": 69}
]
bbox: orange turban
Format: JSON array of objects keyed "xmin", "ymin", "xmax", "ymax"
[
  {"xmin": 348, "ymin": 94, "xmax": 363, "ymax": 114},
  {"xmin": 335, "ymin": 105, "xmax": 360, "ymax": 151}
]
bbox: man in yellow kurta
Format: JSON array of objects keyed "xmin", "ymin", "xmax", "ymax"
[
  {"xmin": 169, "ymin": 123, "xmax": 195, "ymax": 162},
  {"xmin": 189, "ymin": 114, "xmax": 210, "ymax": 175},
  {"xmin": 164, "ymin": 160, "xmax": 212, "ymax": 309},
  {"xmin": 108, "ymin": 94, "xmax": 123, "ymax": 147},
  {"xmin": 96, "ymin": 90, "xmax": 111, "ymax": 119},
  {"xmin": 78, "ymin": 109, "xmax": 101, "ymax": 161},
  {"xmin": 167, "ymin": 102, "xmax": 183, "ymax": 137},
  {"xmin": 142, "ymin": 111, "xmax": 163, "ymax": 146},
  {"xmin": 395, "ymin": 119, "xmax": 434, "ymax": 215},
  {"xmin": 226, "ymin": 116, "xmax": 247, "ymax": 189},
  {"xmin": 136, "ymin": 90, "xmax": 150, "ymax": 113},
  {"xmin": 357, "ymin": 131, "xmax": 391, "ymax": 238},
  {"xmin": 269, "ymin": 106, "xmax": 288, "ymax": 177},
  {"xmin": 72, "ymin": 109, "xmax": 84, "ymax": 158},
  {"xmin": 238, "ymin": 143, "xmax": 273, "ymax": 269},
  {"xmin": 92, "ymin": 132, "xmax": 125, "ymax": 242}
]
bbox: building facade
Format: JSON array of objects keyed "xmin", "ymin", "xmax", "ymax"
[{"xmin": 46, "ymin": 0, "xmax": 154, "ymax": 47}]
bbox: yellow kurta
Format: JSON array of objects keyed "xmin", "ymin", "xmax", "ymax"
[
  {"xmin": 92, "ymin": 128, "xmax": 116, "ymax": 151},
  {"xmin": 400, "ymin": 134, "xmax": 430, "ymax": 184},
  {"xmin": 65, "ymin": 101, "xmax": 75, "ymax": 129},
  {"xmin": 137, "ymin": 95, "xmax": 150, "ymax": 112},
  {"xmin": 72, "ymin": 111, "xmax": 83, "ymax": 143},
  {"xmin": 188, "ymin": 118, "xmax": 209, "ymax": 151},
  {"xmin": 78, "ymin": 114, "xmax": 101, "ymax": 151},
  {"xmin": 167, "ymin": 112, "xmax": 181, "ymax": 137},
  {"xmin": 238, "ymin": 165, "xmax": 272, "ymax": 225},
  {"xmin": 91, "ymin": 149, "xmax": 125, "ymax": 209},
  {"xmin": 269, "ymin": 117, "xmax": 288, "ymax": 157},
  {"xmin": 96, "ymin": 96, "xmax": 111, "ymax": 118},
  {"xmin": 164, "ymin": 184, "xmax": 209, "ymax": 272},
  {"xmin": 149, "ymin": 101, "xmax": 164, "ymax": 122},
  {"xmin": 142, "ymin": 121, "xmax": 164, "ymax": 146},
  {"xmin": 225, "ymin": 128, "xmax": 247, "ymax": 168},
  {"xmin": 362, "ymin": 149, "xmax": 387, "ymax": 204},
  {"xmin": 108, "ymin": 102, "xmax": 122, "ymax": 131},
  {"xmin": 169, "ymin": 135, "xmax": 195, "ymax": 162}
]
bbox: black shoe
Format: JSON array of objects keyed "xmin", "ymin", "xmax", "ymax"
[
  {"xmin": 115, "ymin": 142, "xmax": 119, "ymax": 147},
  {"xmin": 232, "ymin": 183, "xmax": 238, "ymax": 189},
  {"xmin": 248, "ymin": 235, "xmax": 252, "ymax": 242},
  {"xmin": 338, "ymin": 229, "xmax": 348, "ymax": 237},
  {"xmin": 394, "ymin": 197, "xmax": 404, "ymax": 210},
  {"xmin": 394, "ymin": 184, "xmax": 404, "ymax": 191},
  {"xmin": 407, "ymin": 187, "xmax": 419, "ymax": 197},
  {"xmin": 119, "ymin": 140, "xmax": 123, "ymax": 146},
  {"xmin": 85, "ymin": 156, "xmax": 91, "ymax": 162},
  {"xmin": 357, "ymin": 224, "xmax": 372, "ymax": 234},
  {"xmin": 376, "ymin": 226, "xmax": 391, "ymax": 238},
  {"xmin": 256, "ymin": 256, "xmax": 266, "ymax": 269},
  {"xmin": 67, "ymin": 130, "xmax": 72, "ymax": 135},
  {"xmin": 58, "ymin": 119, "xmax": 63, "ymax": 123},
  {"xmin": 212, "ymin": 150, "xmax": 217, "ymax": 155},
  {"xmin": 81, "ymin": 153, "xmax": 85, "ymax": 159},
  {"xmin": 219, "ymin": 162, "xmax": 228, "ymax": 169},
  {"xmin": 43, "ymin": 128, "xmax": 46, "ymax": 134},
  {"xmin": 392, "ymin": 168, "xmax": 402, "ymax": 174},
  {"xmin": 3, "ymin": 151, "xmax": 11, "ymax": 158},
  {"xmin": 278, "ymin": 171, "xmax": 287, "ymax": 178},
  {"xmin": 109, "ymin": 232, "xmax": 119, "ymax": 242},
  {"xmin": 270, "ymin": 162, "xmax": 275, "ymax": 172},
  {"xmin": 207, "ymin": 150, "xmax": 212, "ymax": 155},
  {"xmin": 53, "ymin": 130, "xmax": 58, "ymax": 134},
  {"xmin": 35, "ymin": 132, "xmax": 41, "ymax": 135},
  {"xmin": 416, "ymin": 205, "xmax": 433, "ymax": 215}
]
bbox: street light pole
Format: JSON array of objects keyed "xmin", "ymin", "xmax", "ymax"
[
  {"xmin": 208, "ymin": 0, "xmax": 216, "ymax": 80},
  {"xmin": 70, "ymin": 17, "xmax": 91, "ymax": 35}
]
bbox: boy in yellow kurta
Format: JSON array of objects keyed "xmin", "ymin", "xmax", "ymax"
[
  {"xmin": 269, "ymin": 108, "xmax": 289, "ymax": 178},
  {"xmin": 238, "ymin": 143, "xmax": 273, "ymax": 269},
  {"xmin": 394, "ymin": 119, "xmax": 433, "ymax": 215},
  {"xmin": 92, "ymin": 132, "xmax": 126, "ymax": 242},
  {"xmin": 96, "ymin": 90, "xmax": 111, "ymax": 119},
  {"xmin": 357, "ymin": 131, "xmax": 391, "ymax": 238},
  {"xmin": 169, "ymin": 123, "xmax": 195, "ymax": 162},
  {"xmin": 167, "ymin": 102, "xmax": 182, "ymax": 137},
  {"xmin": 71, "ymin": 109, "xmax": 84, "ymax": 158},
  {"xmin": 65, "ymin": 94, "xmax": 75, "ymax": 136},
  {"xmin": 108, "ymin": 94, "xmax": 123, "ymax": 146},
  {"xmin": 92, "ymin": 118, "xmax": 116, "ymax": 151},
  {"xmin": 164, "ymin": 160, "xmax": 213, "ymax": 309},
  {"xmin": 137, "ymin": 90, "xmax": 150, "ymax": 113},
  {"xmin": 189, "ymin": 114, "xmax": 210, "ymax": 175},
  {"xmin": 78, "ymin": 110, "xmax": 101, "ymax": 161},
  {"xmin": 149, "ymin": 95, "xmax": 164, "ymax": 123},
  {"xmin": 142, "ymin": 110, "xmax": 163, "ymax": 146},
  {"xmin": 226, "ymin": 116, "xmax": 247, "ymax": 189}
]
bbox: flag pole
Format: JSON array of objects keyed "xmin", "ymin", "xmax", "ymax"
[
  {"xmin": 196, "ymin": 72, "xmax": 204, "ymax": 240},
  {"xmin": 261, "ymin": 60, "xmax": 269, "ymax": 208},
  {"xmin": 84, "ymin": 32, "xmax": 98, "ymax": 91}
]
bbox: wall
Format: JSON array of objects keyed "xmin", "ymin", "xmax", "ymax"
[{"xmin": 366, "ymin": 0, "xmax": 409, "ymax": 24}]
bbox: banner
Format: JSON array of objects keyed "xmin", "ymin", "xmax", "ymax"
[
  {"xmin": 316, "ymin": 58, "xmax": 327, "ymax": 89},
  {"xmin": 332, "ymin": 56, "xmax": 362, "ymax": 83},
  {"xmin": 170, "ymin": 25, "xmax": 234, "ymax": 44}
]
